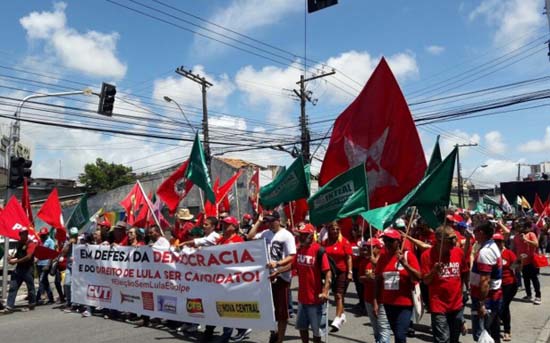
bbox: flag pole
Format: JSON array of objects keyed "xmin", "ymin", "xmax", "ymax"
[
  {"xmin": 400, "ymin": 206, "xmax": 417, "ymax": 252},
  {"xmin": 234, "ymin": 180, "xmax": 241, "ymax": 221},
  {"xmin": 289, "ymin": 201, "xmax": 295, "ymax": 230},
  {"xmin": 438, "ymin": 216, "xmax": 448, "ymax": 263},
  {"xmin": 136, "ymin": 180, "xmax": 163, "ymax": 235},
  {"xmin": 198, "ymin": 189, "xmax": 205, "ymax": 212}
]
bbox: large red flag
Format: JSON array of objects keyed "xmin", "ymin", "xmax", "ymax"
[
  {"xmin": 204, "ymin": 178, "xmax": 220, "ymax": 217},
  {"xmin": 34, "ymin": 245, "xmax": 59, "ymax": 260},
  {"xmin": 534, "ymin": 193, "xmax": 545, "ymax": 215},
  {"xmin": 0, "ymin": 196, "xmax": 32, "ymax": 241},
  {"xmin": 37, "ymin": 188, "xmax": 64, "ymax": 229},
  {"xmin": 248, "ymin": 168, "xmax": 262, "ymax": 214},
  {"xmin": 318, "ymin": 58, "xmax": 427, "ymax": 209},
  {"xmin": 120, "ymin": 183, "xmax": 145, "ymax": 226},
  {"xmin": 216, "ymin": 170, "xmax": 243, "ymax": 213},
  {"xmin": 283, "ymin": 198, "xmax": 309, "ymax": 229},
  {"xmin": 22, "ymin": 177, "xmax": 34, "ymax": 226},
  {"xmin": 157, "ymin": 160, "xmax": 193, "ymax": 214}
]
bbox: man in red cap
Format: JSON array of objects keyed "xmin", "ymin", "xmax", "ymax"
[
  {"xmin": 36, "ymin": 227, "xmax": 55, "ymax": 305},
  {"xmin": 240, "ymin": 213, "xmax": 253, "ymax": 238},
  {"xmin": 288, "ymin": 223, "xmax": 331, "ymax": 343},
  {"xmin": 3, "ymin": 228, "xmax": 37, "ymax": 313}
]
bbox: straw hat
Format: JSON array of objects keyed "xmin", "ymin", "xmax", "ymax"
[{"xmin": 176, "ymin": 208, "xmax": 194, "ymax": 221}]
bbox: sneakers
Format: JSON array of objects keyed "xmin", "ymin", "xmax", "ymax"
[
  {"xmin": 232, "ymin": 328, "xmax": 252, "ymax": 341},
  {"xmin": 64, "ymin": 307, "xmax": 77, "ymax": 313},
  {"xmin": 185, "ymin": 324, "xmax": 200, "ymax": 333},
  {"xmin": 82, "ymin": 310, "xmax": 91, "ymax": 317},
  {"xmin": 503, "ymin": 333, "xmax": 512, "ymax": 341},
  {"xmin": 330, "ymin": 316, "xmax": 342, "ymax": 332},
  {"xmin": 1, "ymin": 307, "xmax": 14, "ymax": 314},
  {"xmin": 522, "ymin": 295, "xmax": 533, "ymax": 301},
  {"xmin": 534, "ymin": 297, "xmax": 542, "ymax": 305}
]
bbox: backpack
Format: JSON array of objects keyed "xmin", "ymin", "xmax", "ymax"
[{"xmin": 316, "ymin": 246, "xmax": 341, "ymax": 281}]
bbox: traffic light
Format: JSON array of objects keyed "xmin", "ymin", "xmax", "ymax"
[
  {"xmin": 9, "ymin": 156, "xmax": 32, "ymax": 188},
  {"xmin": 98, "ymin": 82, "xmax": 116, "ymax": 116}
]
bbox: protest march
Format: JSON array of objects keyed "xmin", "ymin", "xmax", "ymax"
[{"xmin": 1, "ymin": 56, "xmax": 549, "ymax": 343}]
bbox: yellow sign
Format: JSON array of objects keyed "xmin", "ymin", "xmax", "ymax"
[{"xmin": 215, "ymin": 301, "xmax": 260, "ymax": 319}]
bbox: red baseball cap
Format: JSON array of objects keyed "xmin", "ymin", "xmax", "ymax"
[
  {"xmin": 382, "ymin": 228, "xmax": 401, "ymax": 240},
  {"xmin": 297, "ymin": 224, "xmax": 315, "ymax": 235},
  {"xmin": 243, "ymin": 213, "xmax": 252, "ymax": 220},
  {"xmin": 364, "ymin": 238, "xmax": 383, "ymax": 248},
  {"xmin": 223, "ymin": 216, "xmax": 239, "ymax": 226},
  {"xmin": 492, "ymin": 233, "xmax": 504, "ymax": 241},
  {"xmin": 39, "ymin": 227, "xmax": 49, "ymax": 236}
]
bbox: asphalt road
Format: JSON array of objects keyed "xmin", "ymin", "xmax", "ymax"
[{"xmin": 2, "ymin": 272, "xmax": 550, "ymax": 342}]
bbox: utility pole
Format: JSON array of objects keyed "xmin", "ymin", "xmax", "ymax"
[
  {"xmin": 175, "ymin": 66, "xmax": 213, "ymax": 172},
  {"xmin": 455, "ymin": 143, "xmax": 478, "ymax": 209},
  {"xmin": 545, "ymin": 0, "xmax": 550, "ymax": 60},
  {"xmin": 294, "ymin": 71, "xmax": 335, "ymax": 164}
]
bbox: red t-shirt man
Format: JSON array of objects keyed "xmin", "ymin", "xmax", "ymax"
[
  {"xmin": 421, "ymin": 246, "xmax": 468, "ymax": 313},
  {"xmin": 375, "ymin": 249, "xmax": 420, "ymax": 306},
  {"xmin": 293, "ymin": 242, "xmax": 330, "ymax": 305}
]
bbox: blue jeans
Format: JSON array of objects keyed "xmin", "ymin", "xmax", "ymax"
[
  {"xmin": 471, "ymin": 298, "xmax": 501, "ymax": 343},
  {"xmin": 384, "ymin": 305, "xmax": 412, "ymax": 343},
  {"xmin": 296, "ymin": 303, "xmax": 327, "ymax": 337},
  {"xmin": 365, "ymin": 302, "xmax": 391, "ymax": 343},
  {"xmin": 36, "ymin": 265, "xmax": 54, "ymax": 302},
  {"xmin": 431, "ymin": 310, "xmax": 462, "ymax": 343},
  {"xmin": 7, "ymin": 267, "xmax": 36, "ymax": 308}
]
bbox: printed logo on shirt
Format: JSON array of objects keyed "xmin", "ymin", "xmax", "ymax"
[
  {"xmin": 86, "ymin": 285, "xmax": 112, "ymax": 302},
  {"xmin": 141, "ymin": 291, "xmax": 154, "ymax": 311},
  {"xmin": 297, "ymin": 254, "xmax": 315, "ymax": 266},
  {"xmin": 438, "ymin": 262, "xmax": 460, "ymax": 278},
  {"xmin": 157, "ymin": 295, "xmax": 177, "ymax": 314},
  {"xmin": 186, "ymin": 298, "xmax": 205, "ymax": 318},
  {"xmin": 216, "ymin": 301, "xmax": 261, "ymax": 319}
]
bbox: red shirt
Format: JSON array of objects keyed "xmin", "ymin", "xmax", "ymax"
[
  {"xmin": 173, "ymin": 221, "xmax": 194, "ymax": 242},
  {"xmin": 375, "ymin": 249, "xmax": 420, "ymax": 306},
  {"xmin": 421, "ymin": 247, "xmax": 467, "ymax": 313},
  {"xmin": 501, "ymin": 248, "xmax": 517, "ymax": 286},
  {"xmin": 218, "ymin": 234, "xmax": 244, "ymax": 245},
  {"xmin": 350, "ymin": 238, "xmax": 362, "ymax": 268},
  {"xmin": 293, "ymin": 242, "xmax": 330, "ymax": 305},
  {"xmin": 513, "ymin": 232, "xmax": 537, "ymax": 266},
  {"xmin": 359, "ymin": 257, "xmax": 376, "ymax": 304},
  {"xmin": 418, "ymin": 231, "xmax": 436, "ymax": 247},
  {"xmin": 322, "ymin": 238, "xmax": 353, "ymax": 272}
]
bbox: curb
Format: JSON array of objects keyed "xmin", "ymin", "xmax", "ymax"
[{"xmin": 536, "ymin": 316, "xmax": 550, "ymax": 343}]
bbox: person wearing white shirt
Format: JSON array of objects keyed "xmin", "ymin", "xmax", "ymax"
[
  {"xmin": 180, "ymin": 217, "xmax": 220, "ymax": 248},
  {"xmin": 150, "ymin": 226, "xmax": 170, "ymax": 249}
]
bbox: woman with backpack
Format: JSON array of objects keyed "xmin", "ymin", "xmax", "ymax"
[{"xmin": 322, "ymin": 221, "xmax": 353, "ymax": 332}]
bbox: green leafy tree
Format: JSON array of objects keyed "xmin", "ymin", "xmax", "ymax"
[{"xmin": 79, "ymin": 158, "xmax": 136, "ymax": 193}]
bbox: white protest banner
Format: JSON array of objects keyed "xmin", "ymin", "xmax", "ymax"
[{"xmin": 72, "ymin": 240, "xmax": 276, "ymax": 330}]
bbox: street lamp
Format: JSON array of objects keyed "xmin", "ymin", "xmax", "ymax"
[
  {"xmin": 163, "ymin": 96, "xmax": 196, "ymax": 133},
  {"xmin": 466, "ymin": 164, "xmax": 488, "ymax": 181}
]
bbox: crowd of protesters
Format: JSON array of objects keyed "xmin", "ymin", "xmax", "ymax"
[{"xmin": 1, "ymin": 205, "xmax": 548, "ymax": 343}]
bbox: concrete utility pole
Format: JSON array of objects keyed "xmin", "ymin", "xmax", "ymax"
[
  {"xmin": 175, "ymin": 66, "xmax": 213, "ymax": 173},
  {"xmin": 294, "ymin": 71, "xmax": 335, "ymax": 164},
  {"xmin": 455, "ymin": 143, "xmax": 478, "ymax": 209},
  {"xmin": 545, "ymin": 0, "xmax": 550, "ymax": 60}
]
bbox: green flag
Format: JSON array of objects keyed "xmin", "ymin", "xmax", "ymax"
[
  {"xmin": 362, "ymin": 147, "xmax": 457, "ymax": 229},
  {"xmin": 483, "ymin": 195, "xmax": 502, "ymax": 209},
  {"xmin": 185, "ymin": 133, "xmax": 215, "ymax": 203},
  {"xmin": 66, "ymin": 194, "xmax": 90, "ymax": 229},
  {"xmin": 308, "ymin": 163, "xmax": 369, "ymax": 226},
  {"xmin": 425, "ymin": 135, "xmax": 442, "ymax": 176},
  {"xmin": 259, "ymin": 156, "xmax": 310, "ymax": 209}
]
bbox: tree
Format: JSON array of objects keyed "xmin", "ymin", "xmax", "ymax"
[{"xmin": 79, "ymin": 158, "xmax": 136, "ymax": 193}]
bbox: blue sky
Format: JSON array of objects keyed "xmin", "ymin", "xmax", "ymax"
[{"xmin": 0, "ymin": 0, "xmax": 549, "ymax": 188}]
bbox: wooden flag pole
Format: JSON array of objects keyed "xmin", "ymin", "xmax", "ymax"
[
  {"xmin": 289, "ymin": 201, "xmax": 295, "ymax": 230},
  {"xmin": 137, "ymin": 180, "xmax": 163, "ymax": 235},
  {"xmin": 234, "ymin": 180, "xmax": 241, "ymax": 221},
  {"xmin": 400, "ymin": 207, "xmax": 417, "ymax": 252}
]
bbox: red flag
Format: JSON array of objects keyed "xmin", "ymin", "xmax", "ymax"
[
  {"xmin": 133, "ymin": 191, "xmax": 153, "ymax": 228},
  {"xmin": 204, "ymin": 178, "xmax": 220, "ymax": 217},
  {"xmin": 534, "ymin": 193, "xmax": 545, "ymax": 215},
  {"xmin": 283, "ymin": 198, "xmax": 309, "ymax": 228},
  {"xmin": 34, "ymin": 245, "xmax": 59, "ymax": 260},
  {"xmin": 22, "ymin": 177, "xmax": 34, "ymax": 226},
  {"xmin": 37, "ymin": 188, "xmax": 64, "ymax": 229},
  {"xmin": 544, "ymin": 195, "xmax": 549, "ymax": 211},
  {"xmin": 157, "ymin": 160, "xmax": 193, "ymax": 214},
  {"xmin": 249, "ymin": 168, "xmax": 262, "ymax": 214},
  {"xmin": 0, "ymin": 196, "xmax": 32, "ymax": 241},
  {"xmin": 120, "ymin": 183, "xmax": 146, "ymax": 225},
  {"xmin": 318, "ymin": 58, "xmax": 427, "ymax": 208},
  {"xmin": 216, "ymin": 170, "xmax": 243, "ymax": 213}
]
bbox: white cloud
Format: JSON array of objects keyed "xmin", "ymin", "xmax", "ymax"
[
  {"xmin": 193, "ymin": 0, "xmax": 299, "ymax": 57},
  {"xmin": 469, "ymin": 0, "xmax": 544, "ymax": 51},
  {"xmin": 472, "ymin": 158, "xmax": 523, "ymax": 186},
  {"xmin": 518, "ymin": 126, "xmax": 550, "ymax": 153},
  {"xmin": 484, "ymin": 130, "xmax": 506, "ymax": 154},
  {"xmin": 152, "ymin": 65, "xmax": 235, "ymax": 111},
  {"xmin": 426, "ymin": 45, "xmax": 445, "ymax": 55},
  {"xmin": 439, "ymin": 129, "xmax": 480, "ymax": 157},
  {"xmin": 19, "ymin": 2, "xmax": 127, "ymax": 79}
]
